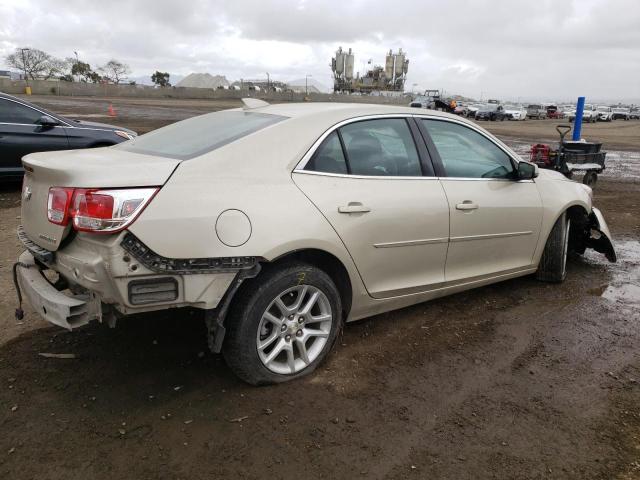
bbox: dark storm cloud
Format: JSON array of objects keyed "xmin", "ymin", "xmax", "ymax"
[{"xmin": 1, "ymin": 0, "xmax": 639, "ymax": 101}]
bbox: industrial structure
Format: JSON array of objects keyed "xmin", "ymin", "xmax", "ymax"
[{"xmin": 331, "ymin": 47, "xmax": 409, "ymax": 93}]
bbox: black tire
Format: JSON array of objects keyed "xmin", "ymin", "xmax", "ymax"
[
  {"xmin": 536, "ymin": 212, "xmax": 570, "ymax": 282},
  {"xmin": 223, "ymin": 262, "xmax": 342, "ymax": 385}
]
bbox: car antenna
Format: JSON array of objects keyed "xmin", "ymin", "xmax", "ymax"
[{"xmin": 242, "ymin": 98, "xmax": 270, "ymax": 110}]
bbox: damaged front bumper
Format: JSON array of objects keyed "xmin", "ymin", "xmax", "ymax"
[{"xmin": 587, "ymin": 207, "xmax": 616, "ymax": 262}]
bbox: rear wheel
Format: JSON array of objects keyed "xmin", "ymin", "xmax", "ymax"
[
  {"xmin": 223, "ymin": 262, "xmax": 342, "ymax": 385},
  {"xmin": 536, "ymin": 212, "xmax": 570, "ymax": 282}
]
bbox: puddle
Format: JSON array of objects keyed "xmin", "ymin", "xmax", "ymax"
[
  {"xmin": 505, "ymin": 140, "xmax": 640, "ymax": 181},
  {"xmin": 583, "ymin": 240, "xmax": 640, "ymax": 313}
]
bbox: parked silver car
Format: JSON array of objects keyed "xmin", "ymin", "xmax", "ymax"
[{"xmin": 15, "ymin": 101, "xmax": 616, "ymax": 384}]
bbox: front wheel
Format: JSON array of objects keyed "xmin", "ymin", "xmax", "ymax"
[
  {"xmin": 536, "ymin": 212, "xmax": 570, "ymax": 282},
  {"xmin": 223, "ymin": 262, "xmax": 342, "ymax": 385}
]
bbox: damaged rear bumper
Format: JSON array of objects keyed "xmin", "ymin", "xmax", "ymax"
[{"xmin": 16, "ymin": 251, "xmax": 102, "ymax": 329}]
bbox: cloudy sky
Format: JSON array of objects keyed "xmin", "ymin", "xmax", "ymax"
[{"xmin": 1, "ymin": 0, "xmax": 639, "ymax": 102}]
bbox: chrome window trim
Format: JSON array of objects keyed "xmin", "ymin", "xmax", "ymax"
[
  {"xmin": 0, "ymin": 97, "xmax": 73, "ymax": 127},
  {"xmin": 293, "ymin": 113, "xmax": 423, "ymax": 176},
  {"xmin": 292, "ymin": 112, "xmax": 533, "ymax": 182},
  {"xmin": 292, "ymin": 169, "xmax": 438, "ymax": 181},
  {"xmin": 0, "ymin": 121, "xmax": 118, "ymax": 133}
]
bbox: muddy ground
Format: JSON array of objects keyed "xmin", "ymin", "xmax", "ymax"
[{"xmin": 1, "ymin": 97, "xmax": 639, "ymax": 480}]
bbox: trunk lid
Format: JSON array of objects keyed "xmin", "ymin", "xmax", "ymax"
[{"xmin": 21, "ymin": 147, "xmax": 179, "ymax": 251}]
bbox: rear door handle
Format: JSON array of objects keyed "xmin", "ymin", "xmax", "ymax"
[
  {"xmin": 456, "ymin": 202, "xmax": 479, "ymax": 211},
  {"xmin": 338, "ymin": 203, "xmax": 371, "ymax": 214}
]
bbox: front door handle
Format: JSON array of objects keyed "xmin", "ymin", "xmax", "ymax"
[
  {"xmin": 456, "ymin": 201, "xmax": 479, "ymax": 211},
  {"xmin": 338, "ymin": 202, "xmax": 371, "ymax": 214}
]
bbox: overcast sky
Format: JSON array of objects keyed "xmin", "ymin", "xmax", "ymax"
[{"xmin": 1, "ymin": 0, "xmax": 639, "ymax": 102}]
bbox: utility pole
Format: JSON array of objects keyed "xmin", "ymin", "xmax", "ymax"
[
  {"xmin": 305, "ymin": 74, "xmax": 312, "ymax": 96},
  {"xmin": 74, "ymin": 51, "xmax": 79, "ymax": 82},
  {"xmin": 266, "ymin": 72, "xmax": 270, "ymax": 91},
  {"xmin": 20, "ymin": 48, "xmax": 30, "ymax": 84}
]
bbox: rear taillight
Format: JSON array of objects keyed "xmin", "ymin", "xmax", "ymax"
[
  {"xmin": 47, "ymin": 187, "xmax": 74, "ymax": 225},
  {"xmin": 47, "ymin": 187, "xmax": 158, "ymax": 233}
]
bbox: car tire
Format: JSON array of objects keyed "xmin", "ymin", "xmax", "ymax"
[
  {"xmin": 536, "ymin": 212, "xmax": 570, "ymax": 283},
  {"xmin": 223, "ymin": 261, "xmax": 342, "ymax": 385}
]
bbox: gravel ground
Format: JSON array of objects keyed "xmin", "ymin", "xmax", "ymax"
[{"xmin": 0, "ymin": 97, "xmax": 639, "ymax": 480}]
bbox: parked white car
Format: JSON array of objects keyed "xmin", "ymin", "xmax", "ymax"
[
  {"xmin": 568, "ymin": 104, "xmax": 598, "ymax": 123},
  {"xmin": 15, "ymin": 101, "xmax": 616, "ymax": 385},
  {"xmin": 596, "ymin": 106, "xmax": 613, "ymax": 122},
  {"xmin": 504, "ymin": 104, "xmax": 527, "ymax": 120}
]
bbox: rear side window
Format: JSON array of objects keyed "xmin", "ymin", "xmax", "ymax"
[
  {"xmin": 305, "ymin": 118, "xmax": 423, "ymax": 177},
  {"xmin": 0, "ymin": 99, "xmax": 43, "ymax": 124},
  {"xmin": 306, "ymin": 131, "xmax": 348, "ymax": 174},
  {"xmin": 117, "ymin": 111, "xmax": 287, "ymax": 160},
  {"xmin": 422, "ymin": 119, "xmax": 515, "ymax": 179}
]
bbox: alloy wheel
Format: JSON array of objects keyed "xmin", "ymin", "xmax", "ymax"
[{"xmin": 256, "ymin": 285, "xmax": 333, "ymax": 375}]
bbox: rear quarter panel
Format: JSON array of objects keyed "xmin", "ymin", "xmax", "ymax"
[{"xmin": 128, "ymin": 125, "xmax": 372, "ymax": 319}]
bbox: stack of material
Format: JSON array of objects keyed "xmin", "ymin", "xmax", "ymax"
[{"xmin": 176, "ymin": 73, "xmax": 229, "ymax": 89}]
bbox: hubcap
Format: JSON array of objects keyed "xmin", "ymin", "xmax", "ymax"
[{"xmin": 256, "ymin": 285, "xmax": 332, "ymax": 375}]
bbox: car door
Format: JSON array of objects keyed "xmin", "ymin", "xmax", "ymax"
[
  {"xmin": 0, "ymin": 98, "xmax": 69, "ymax": 175},
  {"xmin": 418, "ymin": 117, "xmax": 543, "ymax": 283},
  {"xmin": 293, "ymin": 117, "xmax": 450, "ymax": 299}
]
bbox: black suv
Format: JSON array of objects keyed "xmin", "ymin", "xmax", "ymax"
[
  {"xmin": 475, "ymin": 104, "xmax": 507, "ymax": 121},
  {"xmin": 0, "ymin": 92, "xmax": 137, "ymax": 180}
]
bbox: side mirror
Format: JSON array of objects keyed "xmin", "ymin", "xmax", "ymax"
[
  {"xmin": 517, "ymin": 161, "xmax": 538, "ymax": 180},
  {"xmin": 38, "ymin": 115, "xmax": 59, "ymax": 127}
]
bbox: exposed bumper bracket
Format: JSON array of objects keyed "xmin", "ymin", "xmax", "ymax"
[{"xmin": 16, "ymin": 251, "xmax": 102, "ymax": 330}]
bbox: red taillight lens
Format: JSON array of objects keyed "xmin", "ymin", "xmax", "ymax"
[
  {"xmin": 47, "ymin": 187, "xmax": 158, "ymax": 233},
  {"xmin": 47, "ymin": 187, "xmax": 74, "ymax": 225},
  {"xmin": 71, "ymin": 190, "xmax": 115, "ymax": 219}
]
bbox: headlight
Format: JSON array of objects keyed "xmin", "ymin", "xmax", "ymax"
[{"xmin": 115, "ymin": 130, "xmax": 136, "ymax": 140}]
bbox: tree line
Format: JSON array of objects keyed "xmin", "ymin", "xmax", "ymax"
[{"xmin": 4, "ymin": 47, "xmax": 171, "ymax": 87}]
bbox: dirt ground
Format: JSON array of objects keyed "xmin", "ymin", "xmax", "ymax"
[{"xmin": 1, "ymin": 96, "xmax": 640, "ymax": 480}]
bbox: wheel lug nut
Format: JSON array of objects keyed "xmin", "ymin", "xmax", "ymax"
[
  {"xmin": 298, "ymin": 317, "xmax": 304, "ymax": 323},
  {"xmin": 296, "ymin": 330, "xmax": 303, "ymax": 337},
  {"xmin": 288, "ymin": 315, "xmax": 294, "ymax": 320},
  {"xmin": 281, "ymin": 324, "xmax": 287, "ymax": 331},
  {"xmin": 285, "ymin": 335, "xmax": 291, "ymax": 342}
]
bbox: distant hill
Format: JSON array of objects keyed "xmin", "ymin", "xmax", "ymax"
[
  {"xmin": 176, "ymin": 73, "xmax": 229, "ymax": 89},
  {"xmin": 287, "ymin": 78, "xmax": 331, "ymax": 93}
]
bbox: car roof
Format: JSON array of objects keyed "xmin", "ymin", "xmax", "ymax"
[{"xmin": 240, "ymin": 101, "xmax": 455, "ymax": 121}]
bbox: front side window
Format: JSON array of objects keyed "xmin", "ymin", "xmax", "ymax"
[
  {"xmin": 0, "ymin": 99, "xmax": 43, "ymax": 124},
  {"xmin": 422, "ymin": 119, "xmax": 515, "ymax": 179}
]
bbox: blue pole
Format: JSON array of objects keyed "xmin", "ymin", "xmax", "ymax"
[{"xmin": 573, "ymin": 96, "xmax": 585, "ymax": 141}]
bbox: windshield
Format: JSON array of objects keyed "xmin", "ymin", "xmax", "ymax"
[
  {"xmin": 597, "ymin": 106, "xmax": 610, "ymax": 112},
  {"xmin": 613, "ymin": 108, "xmax": 629, "ymax": 113},
  {"xmin": 480, "ymin": 105, "xmax": 498, "ymax": 111},
  {"xmin": 504, "ymin": 105, "xmax": 520, "ymax": 110},
  {"xmin": 116, "ymin": 110, "xmax": 287, "ymax": 160}
]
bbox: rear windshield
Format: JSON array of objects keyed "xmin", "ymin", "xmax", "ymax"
[{"xmin": 116, "ymin": 110, "xmax": 287, "ymax": 160}]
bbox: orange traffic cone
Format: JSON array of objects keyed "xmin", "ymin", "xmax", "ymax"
[{"xmin": 108, "ymin": 104, "xmax": 116, "ymax": 117}]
